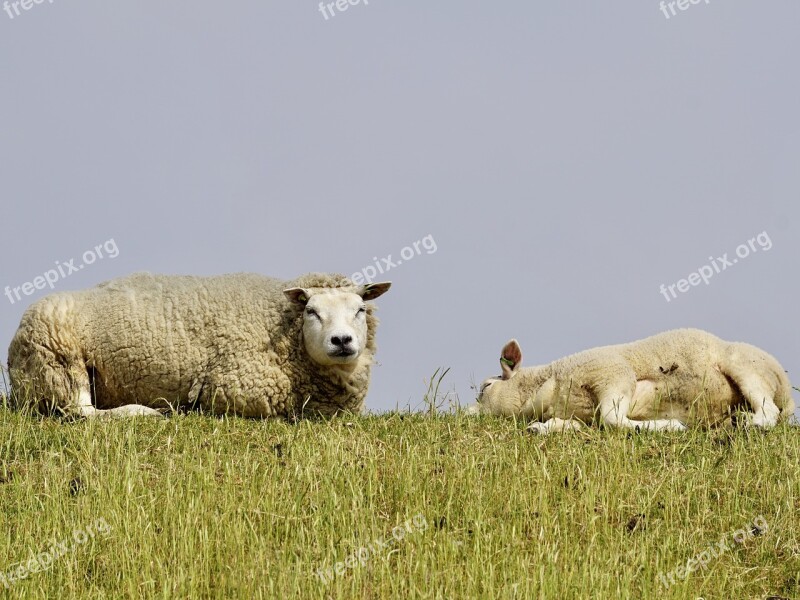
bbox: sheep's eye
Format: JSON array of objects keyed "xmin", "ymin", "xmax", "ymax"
[
  {"xmin": 305, "ymin": 308, "xmax": 320, "ymax": 319},
  {"xmin": 480, "ymin": 382, "xmax": 492, "ymax": 394},
  {"xmin": 356, "ymin": 306, "xmax": 366, "ymax": 316}
]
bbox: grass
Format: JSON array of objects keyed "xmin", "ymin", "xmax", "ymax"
[{"xmin": 0, "ymin": 407, "xmax": 798, "ymax": 599}]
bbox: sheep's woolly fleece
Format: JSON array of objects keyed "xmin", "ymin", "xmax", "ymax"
[{"xmin": 8, "ymin": 272, "xmax": 384, "ymax": 418}]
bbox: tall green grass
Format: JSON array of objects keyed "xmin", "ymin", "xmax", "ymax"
[{"xmin": 0, "ymin": 408, "xmax": 797, "ymax": 599}]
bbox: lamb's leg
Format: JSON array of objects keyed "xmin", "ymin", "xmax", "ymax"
[
  {"xmin": 526, "ymin": 418, "xmax": 584, "ymax": 435},
  {"xmin": 598, "ymin": 389, "xmax": 687, "ymax": 432},
  {"xmin": 731, "ymin": 377, "xmax": 780, "ymax": 428},
  {"xmin": 720, "ymin": 349, "xmax": 782, "ymax": 428}
]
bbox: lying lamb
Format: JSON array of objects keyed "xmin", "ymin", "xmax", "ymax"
[
  {"xmin": 472, "ymin": 328, "xmax": 794, "ymax": 433},
  {"xmin": 8, "ymin": 272, "xmax": 391, "ymax": 419}
]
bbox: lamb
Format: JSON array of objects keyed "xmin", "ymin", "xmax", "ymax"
[
  {"xmin": 7, "ymin": 272, "xmax": 391, "ymax": 419},
  {"xmin": 471, "ymin": 328, "xmax": 795, "ymax": 433}
]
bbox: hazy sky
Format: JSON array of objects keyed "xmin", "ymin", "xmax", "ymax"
[{"xmin": 1, "ymin": 1, "xmax": 798, "ymax": 417}]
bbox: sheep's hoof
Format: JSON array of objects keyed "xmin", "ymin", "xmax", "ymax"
[
  {"xmin": 667, "ymin": 419, "xmax": 688, "ymax": 431},
  {"xmin": 526, "ymin": 422, "xmax": 548, "ymax": 435}
]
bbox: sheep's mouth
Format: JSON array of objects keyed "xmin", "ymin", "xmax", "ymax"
[{"xmin": 329, "ymin": 349, "xmax": 357, "ymax": 358}]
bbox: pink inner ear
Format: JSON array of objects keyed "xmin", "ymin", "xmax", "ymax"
[{"xmin": 502, "ymin": 341, "xmax": 522, "ymax": 367}]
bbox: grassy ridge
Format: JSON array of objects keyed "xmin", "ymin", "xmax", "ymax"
[{"xmin": 0, "ymin": 409, "xmax": 798, "ymax": 599}]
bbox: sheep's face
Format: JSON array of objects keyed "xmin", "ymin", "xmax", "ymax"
[
  {"xmin": 473, "ymin": 339, "xmax": 524, "ymax": 416},
  {"xmin": 284, "ymin": 282, "xmax": 391, "ymax": 367}
]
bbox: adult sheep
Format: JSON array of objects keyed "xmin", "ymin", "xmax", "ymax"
[
  {"xmin": 472, "ymin": 328, "xmax": 795, "ymax": 433},
  {"xmin": 8, "ymin": 272, "xmax": 391, "ymax": 419}
]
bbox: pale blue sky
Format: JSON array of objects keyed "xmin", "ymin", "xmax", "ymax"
[{"xmin": 1, "ymin": 1, "xmax": 798, "ymax": 417}]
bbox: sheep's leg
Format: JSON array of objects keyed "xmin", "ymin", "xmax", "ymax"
[
  {"xmin": 526, "ymin": 418, "xmax": 583, "ymax": 435},
  {"xmin": 9, "ymin": 333, "xmax": 88, "ymax": 415},
  {"xmin": 9, "ymin": 316, "xmax": 162, "ymax": 418},
  {"xmin": 94, "ymin": 405, "xmax": 164, "ymax": 418},
  {"xmin": 73, "ymin": 389, "xmax": 98, "ymax": 417},
  {"xmin": 598, "ymin": 389, "xmax": 687, "ymax": 432},
  {"xmin": 72, "ymin": 389, "xmax": 163, "ymax": 419},
  {"xmin": 9, "ymin": 307, "xmax": 162, "ymax": 418}
]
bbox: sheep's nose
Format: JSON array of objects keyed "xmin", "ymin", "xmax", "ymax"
[{"xmin": 331, "ymin": 335, "xmax": 353, "ymax": 347}]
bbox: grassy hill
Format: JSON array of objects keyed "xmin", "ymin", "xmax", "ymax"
[{"xmin": 0, "ymin": 408, "xmax": 798, "ymax": 599}]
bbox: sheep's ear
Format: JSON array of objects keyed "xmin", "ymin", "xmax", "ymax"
[
  {"xmin": 359, "ymin": 282, "xmax": 391, "ymax": 301},
  {"xmin": 500, "ymin": 339, "xmax": 522, "ymax": 380},
  {"xmin": 284, "ymin": 287, "xmax": 311, "ymax": 305}
]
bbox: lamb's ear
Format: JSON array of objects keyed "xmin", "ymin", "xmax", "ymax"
[
  {"xmin": 284, "ymin": 287, "xmax": 311, "ymax": 306},
  {"xmin": 500, "ymin": 339, "xmax": 522, "ymax": 380},
  {"xmin": 359, "ymin": 282, "xmax": 391, "ymax": 301}
]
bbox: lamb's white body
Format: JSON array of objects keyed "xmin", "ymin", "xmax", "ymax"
[{"xmin": 474, "ymin": 329, "xmax": 794, "ymax": 433}]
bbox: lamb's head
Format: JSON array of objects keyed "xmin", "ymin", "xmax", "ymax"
[
  {"xmin": 471, "ymin": 339, "xmax": 525, "ymax": 416},
  {"xmin": 284, "ymin": 282, "xmax": 391, "ymax": 367}
]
